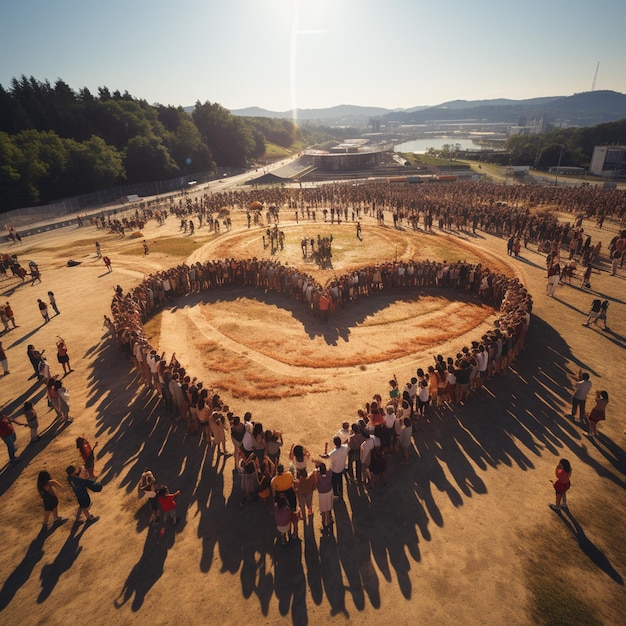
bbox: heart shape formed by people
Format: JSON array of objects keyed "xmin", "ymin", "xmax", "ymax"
[{"xmin": 111, "ymin": 258, "xmax": 530, "ymax": 401}]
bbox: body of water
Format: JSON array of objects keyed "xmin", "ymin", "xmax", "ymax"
[{"xmin": 394, "ymin": 137, "xmax": 482, "ymax": 154}]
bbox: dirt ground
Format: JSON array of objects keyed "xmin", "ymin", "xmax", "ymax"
[{"xmin": 0, "ymin": 200, "xmax": 625, "ymax": 626}]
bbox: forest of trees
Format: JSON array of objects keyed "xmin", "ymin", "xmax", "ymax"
[
  {"xmin": 0, "ymin": 76, "xmax": 321, "ymax": 213},
  {"xmin": 504, "ymin": 118, "xmax": 626, "ymax": 169},
  {"xmin": 3, "ymin": 76, "xmax": 623, "ymax": 214}
]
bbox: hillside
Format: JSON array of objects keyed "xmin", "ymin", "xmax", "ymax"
[{"xmin": 227, "ymin": 91, "xmax": 626, "ymax": 128}]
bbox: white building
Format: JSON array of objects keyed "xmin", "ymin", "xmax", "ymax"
[{"xmin": 590, "ymin": 146, "xmax": 626, "ymax": 179}]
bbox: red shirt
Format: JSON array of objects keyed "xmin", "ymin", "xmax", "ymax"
[
  {"xmin": 158, "ymin": 494, "xmax": 177, "ymax": 511},
  {"xmin": 554, "ymin": 468, "xmax": 570, "ymax": 491}
]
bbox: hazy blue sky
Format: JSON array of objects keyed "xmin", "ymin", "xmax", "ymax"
[{"xmin": 1, "ymin": 0, "xmax": 625, "ymax": 111}]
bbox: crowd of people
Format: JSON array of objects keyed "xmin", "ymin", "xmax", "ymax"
[{"xmin": 109, "ymin": 237, "xmax": 532, "ymax": 537}]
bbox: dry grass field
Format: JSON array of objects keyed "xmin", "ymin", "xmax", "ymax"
[{"xmin": 0, "ymin": 199, "xmax": 624, "ymax": 625}]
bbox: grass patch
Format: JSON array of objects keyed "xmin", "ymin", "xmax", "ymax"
[
  {"xmin": 262, "ymin": 142, "xmax": 294, "ymax": 160},
  {"xmin": 143, "ymin": 314, "xmax": 162, "ymax": 347},
  {"xmin": 414, "ymin": 154, "xmax": 465, "ymax": 167},
  {"xmin": 120, "ymin": 237, "xmax": 202, "ymax": 258},
  {"xmin": 216, "ymin": 370, "xmax": 325, "ymax": 400},
  {"xmin": 527, "ymin": 561, "xmax": 601, "ymax": 626},
  {"xmin": 22, "ymin": 237, "xmax": 102, "ymax": 256},
  {"xmin": 522, "ymin": 526, "xmax": 605, "ymax": 626}
]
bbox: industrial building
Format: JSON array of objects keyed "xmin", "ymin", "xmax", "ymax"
[{"xmin": 590, "ymin": 146, "xmax": 626, "ymax": 179}]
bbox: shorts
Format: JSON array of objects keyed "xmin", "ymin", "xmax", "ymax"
[
  {"xmin": 77, "ymin": 496, "xmax": 91, "ymax": 509},
  {"xmin": 163, "ymin": 508, "xmax": 177, "ymax": 520},
  {"xmin": 57, "ymin": 354, "xmax": 69, "ymax": 364},
  {"xmin": 148, "ymin": 496, "xmax": 159, "ymax": 511},
  {"xmin": 277, "ymin": 524, "xmax": 290, "ymax": 534}
]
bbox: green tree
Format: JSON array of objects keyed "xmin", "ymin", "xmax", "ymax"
[
  {"xmin": 192, "ymin": 101, "xmax": 257, "ymax": 166},
  {"xmin": 124, "ymin": 134, "xmax": 179, "ymax": 183},
  {"xmin": 0, "ymin": 132, "xmax": 28, "ymax": 210},
  {"xmin": 65, "ymin": 135, "xmax": 125, "ymax": 194},
  {"xmin": 158, "ymin": 105, "xmax": 215, "ymax": 173},
  {"xmin": 12, "ymin": 129, "xmax": 71, "ymax": 203}
]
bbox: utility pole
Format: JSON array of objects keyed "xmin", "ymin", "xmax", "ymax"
[{"xmin": 555, "ymin": 145, "xmax": 565, "ymax": 187}]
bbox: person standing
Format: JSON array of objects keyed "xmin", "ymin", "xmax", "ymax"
[
  {"xmin": 138, "ymin": 469, "xmax": 160, "ymax": 525},
  {"xmin": 37, "ymin": 471, "xmax": 66, "ymax": 530},
  {"xmin": 0, "ymin": 410, "xmax": 20, "ymax": 464},
  {"xmin": 4, "ymin": 302, "xmax": 17, "ymax": 328},
  {"xmin": 211, "ymin": 411, "xmax": 228, "ymax": 456},
  {"xmin": 56, "ymin": 337, "xmax": 72, "ymax": 375},
  {"xmin": 315, "ymin": 461, "xmax": 334, "ymax": 534},
  {"xmin": 66, "ymin": 465, "xmax": 100, "ymax": 524},
  {"xmin": 328, "ymin": 435, "xmax": 348, "ymax": 499},
  {"xmin": 580, "ymin": 264, "xmax": 592, "ymax": 290},
  {"xmin": 46, "ymin": 378, "xmax": 62, "ymax": 419},
  {"xmin": 0, "ymin": 306, "xmax": 10, "ymax": 333},
  {"xmin": 48, "ymin": 291, "xmax": 60, "ymax": 316},
  {"xmin": 38, "ymin": 355, "xmax": 51, "ymax": 385},
  {"xmin": 570, "ymin": 371, "xmax": 592, "ymax": 424},
  {"xmin": 76, "ymin": 436, "xmax": 98, "ymax": 478},
  {"xmin": 549, "ymin": 459, "xmax": 572, "ymax": 512},
  {"xmin": 103, "ymin": 256, "xmax": 112, "ymax": 272},
  {"xmin": 546, "ymin": 262, "xmax": 560, "ymax": 297},
  {"xmin": 0, "ymin": 341, "xmax": 9, "ymax": 375},
  {"xmin": 586, "ymin": 391, "xmax": 609, "ymax": 438},
  {"xmin": 582, "ymin": 299, "xmax": 602, "ymax": 327},
  {"xmin": 55, "ymin": 380, "xmax": 72, "ymax": 424},
  {"xmin": 294, "ymin": 468, "xmax": 316, "ymax": 518},
  {"xmin": 610, "ymin": 248, "xmax": 622, "ymax": 276},
  {"xmin": 22, "ymin": 401, "xmax": 40, "ymax": 442},
  {"xmin": 398, "ymin": 417, "xmax": 413, "ymax": 465},
  {"xmin": 143, "ymin": 240, "xmax": 149, "ymax": 255},
  {"xmin": 596, "ymin": 300, "xmax": 609, "ymax": 330},
  {"xmin": 157, "ymin": 485, "xmax": 180, "ymax": 525},
  {"xmin": 274, "ymin": 494, "xmax": 293, "ymax": 545},
  {"xmin": 37, "ymin": 299, "xmax": 49, "ymax": 323},
  {"xmin": 271, "ymin": 463, "xmax": 296, "ymax": 511},
  {"xmin": 27, "ymin": 345, "xmax": 42, "ymax": 378},
  {"xmin": 95, "ymin": 241, "xmax": 102, "ymax": 258},
  {"xmin": 347, "ymin": 423, "xmax": 365, "ymax": 482}
]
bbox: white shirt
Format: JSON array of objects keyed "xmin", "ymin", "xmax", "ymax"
[
  {"xmin": 336, "ymin": 428, "xmax": 351, "ymax": 444},
  {"xmin": 328, "ymin": 444, "xmax": 349, "ymax": 473}
]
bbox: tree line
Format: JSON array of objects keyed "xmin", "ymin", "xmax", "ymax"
[
  {"xmin": 502, "ymin": 118, "xmax": 626, "ymax": 170},
  {"xmin": 0, "ymin": 76, "xmax": 328, "ymax": 213}
]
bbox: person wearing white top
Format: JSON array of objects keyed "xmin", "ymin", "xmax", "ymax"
[{"xmin": 328, "ymin": 436, "xmax": 349, "ymax": 498}]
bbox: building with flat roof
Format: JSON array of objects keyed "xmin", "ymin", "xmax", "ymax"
[
  {"xmin": 590, "ymin": 146, "xmax": 626, "ymax": 179},
  {"xmin": 304, "ymin": 144, "xmax": 383, "ymax": 171}
]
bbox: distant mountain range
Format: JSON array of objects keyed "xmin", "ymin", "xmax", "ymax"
[
  {"xmin": 227, "ymin": 90, "xmax": 626, "ymax": 127},
  {"xmin": 229, "ymin": 104, "xmax": 429, "ymax": 119}
]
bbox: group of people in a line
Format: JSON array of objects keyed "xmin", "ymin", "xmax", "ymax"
[{"xmin": 104, "ymin": 241, "xmax": 532, "ymax": 541}]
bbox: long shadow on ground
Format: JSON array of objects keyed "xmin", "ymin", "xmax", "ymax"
[
  {"xmin": 29, "ymin": 307, "xmax": 622, "ymax": 625},
  {"xmin": 169, "ymin": 285, "xmax": 495, "ymax": 346}
]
